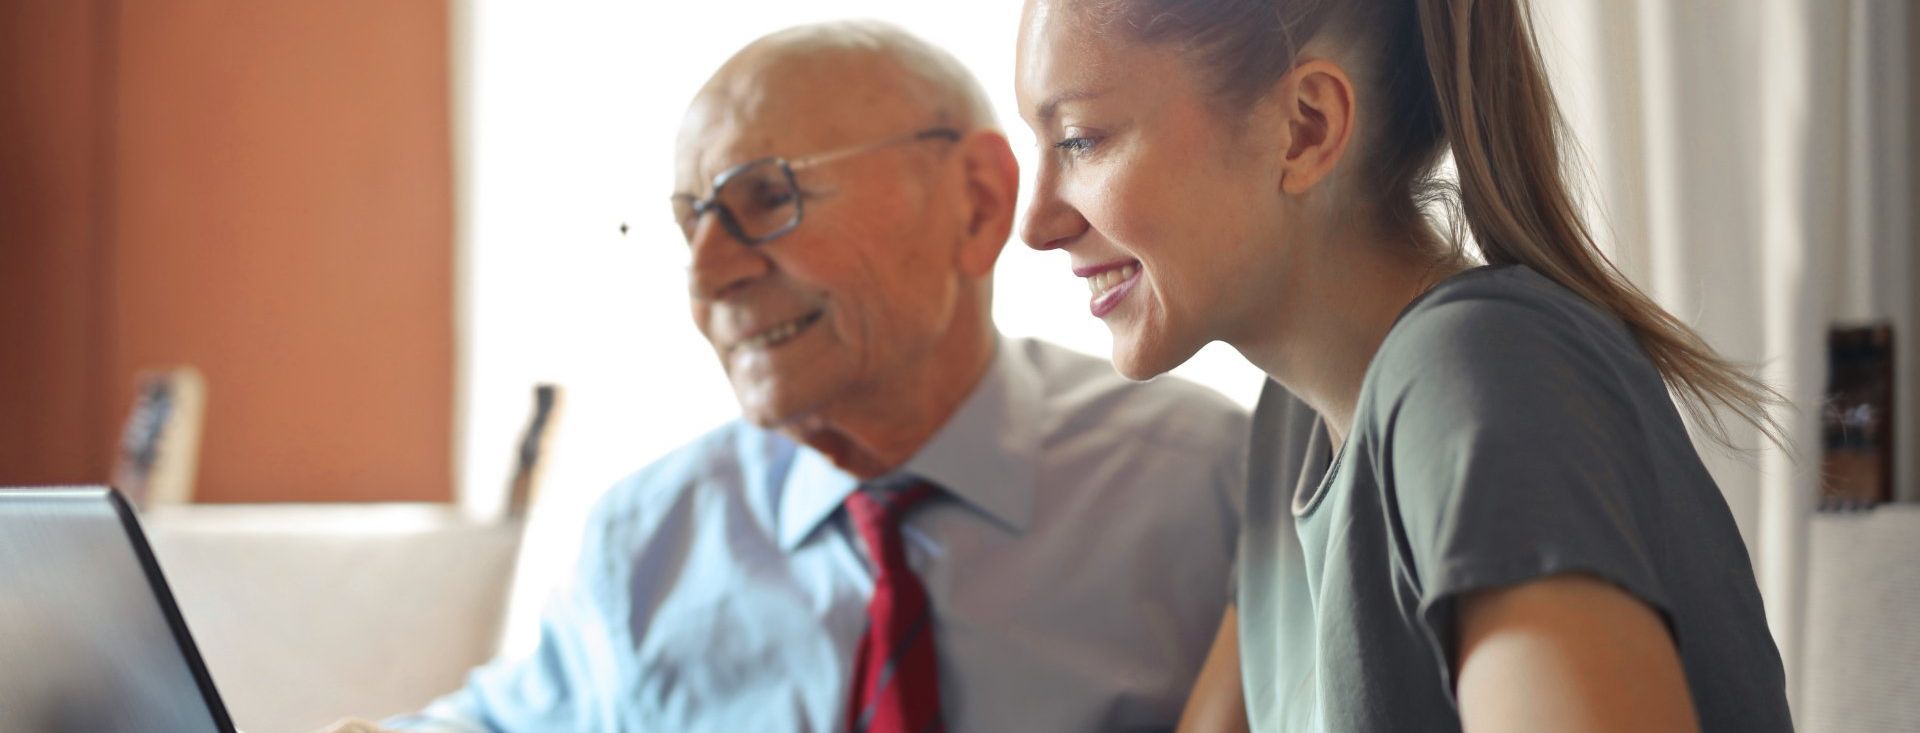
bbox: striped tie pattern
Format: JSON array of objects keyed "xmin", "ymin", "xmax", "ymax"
[{"xmin": 843, "ymin": 482, "xmax": 945, "ymax": 733}]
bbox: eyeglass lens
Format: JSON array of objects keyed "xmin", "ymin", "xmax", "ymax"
[{"xmin": 675, "ymin": 159, "xmax": 800, "ymax": 244}]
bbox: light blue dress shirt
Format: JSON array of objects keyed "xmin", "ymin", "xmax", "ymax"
[{"xmin": 391, "ymin": 338, "xmax": 1248, "ymax": 733}]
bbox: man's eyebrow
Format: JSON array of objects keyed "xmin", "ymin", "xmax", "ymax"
[
  {"xmin": 675, "ymin": 156, "xmax": 723, "ymax": 198},
  {"xmin": 1032, "ymin": 86, "xmax": 1111, "ymax": 125}
]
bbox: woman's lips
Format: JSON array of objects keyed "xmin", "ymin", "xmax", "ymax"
[{"xmin": 1085, "ymin": 261, "xmax": 1142, "ymax": 318}]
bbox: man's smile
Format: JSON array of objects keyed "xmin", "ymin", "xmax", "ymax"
[{"xmin": 728, "ymin": 308, "xmax": 826, "ymax": 357}]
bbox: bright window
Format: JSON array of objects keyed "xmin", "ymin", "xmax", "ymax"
[{"xmin": 458, "ymin": 1, "xmax": 1267, "ymax": 653}]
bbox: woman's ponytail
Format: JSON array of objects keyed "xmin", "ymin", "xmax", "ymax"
[{"xmin": 1410, "ymin": 0, "xmax": 1784, "ymax": 448}]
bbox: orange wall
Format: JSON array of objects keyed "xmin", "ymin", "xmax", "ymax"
[
  {"xmin": 0, "ymin": 1, "xmax": 109, "ymax": 485},
  {"xmin": 0, "ymin": 0, "xmax": 453, "ymax": 503}
]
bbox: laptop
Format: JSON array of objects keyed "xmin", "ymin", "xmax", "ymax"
[{"xmin": 0, "ymin": 486, "xmax": 238, "ymax": 733}]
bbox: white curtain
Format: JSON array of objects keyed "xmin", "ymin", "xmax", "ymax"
[{"xmin": 1532, "ymin": 0, "xmax": 1916, "ymax": 725}]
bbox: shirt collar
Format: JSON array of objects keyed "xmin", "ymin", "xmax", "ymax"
[{"xmin": 776, "ymin": 337, "xmax": 1041, "ymax": 551}]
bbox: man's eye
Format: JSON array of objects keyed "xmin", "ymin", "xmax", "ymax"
[{"xmin": 743, "ymin": 181, "xmax": 797, "ymax": 211}]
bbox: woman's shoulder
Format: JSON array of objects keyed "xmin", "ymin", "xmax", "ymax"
[
  {"xmin": 1363, "ymin": 264, "xmax": 1666, "ymax": 423},
  {"xmin": 1405, "ymin": 263, "xmax": 1626, "ymax": 335},
  {"xmin": 1384, "ymin": 264, "xmax": 1642, "ymax": 365}
]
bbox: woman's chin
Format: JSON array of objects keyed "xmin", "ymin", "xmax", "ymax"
[{"xmin": 1109, "ymin": 336, "xmax": 1186, "ymax": 382}]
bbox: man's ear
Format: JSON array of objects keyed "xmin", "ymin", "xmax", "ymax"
[
  {"xmin": 953, "ymin": 130, "xmax": 1020, "ymax": 278},
  {"xmin": 1268, "ymin": 58, "xmax": 1357, "ymax": 195}
]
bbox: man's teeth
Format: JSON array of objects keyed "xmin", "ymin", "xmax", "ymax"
[
  {"xmin": 737, "ymin": 312, "xmax": 819, "ymax": 351},
  {"xmin": 1086, "ymin": 263, "xmax": 1140, "ymax": 296}
]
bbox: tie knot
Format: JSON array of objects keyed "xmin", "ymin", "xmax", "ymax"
[{"xmin": 845, "ymin": 481, "xmax": 939, "ymax": 532}]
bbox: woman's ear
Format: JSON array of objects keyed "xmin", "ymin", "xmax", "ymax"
[
  {"xmin": 1269, "ymin": 58, "xmax": 1357, "ymax": 195},
  {"xmin": 954, "ymin": 130, "xmax": 1020, "ymax": 278}
]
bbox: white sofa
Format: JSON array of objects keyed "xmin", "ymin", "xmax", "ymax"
[
  {"xmin": 144, "ymin": 504, "xmax": 522, "ymax": 733},
  {"xmin": 139, "ymin": 501, "xmax": 1917, "ymax": 733},
  {"xmin": 1803, "ymin": 505, "xmax": 1920, "ymax": 732}
]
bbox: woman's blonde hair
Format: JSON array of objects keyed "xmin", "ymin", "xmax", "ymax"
[{"xmin": 1098, "ymin": 0, "xmax": 1784, "ymax": 448}]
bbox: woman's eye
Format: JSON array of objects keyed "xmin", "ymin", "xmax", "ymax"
[{"xmin": 1052, "ymin": 137, "xmax": 1097, "ymax": 156}]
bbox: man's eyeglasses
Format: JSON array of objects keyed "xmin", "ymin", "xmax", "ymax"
[{"xmin": 671, "ymin": 127, "xmax": 961, "ymax": 246}]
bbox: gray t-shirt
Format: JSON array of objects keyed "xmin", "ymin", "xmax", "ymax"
[{"xmin": 1237, "ymin": 265, "xmax": 1791, "ymax": 732}]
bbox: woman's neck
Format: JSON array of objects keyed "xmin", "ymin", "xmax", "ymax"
[{"xmin": 1232, "ymin": 230, "xmax": 1462, "ymax": 452}]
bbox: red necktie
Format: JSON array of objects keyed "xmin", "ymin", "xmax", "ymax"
[{"xmin": 844, "ymin": 482, "xmax": 945, "ymax": 733}]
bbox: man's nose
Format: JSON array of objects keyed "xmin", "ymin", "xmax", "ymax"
[{"xmin": 688, "ymin": 214, "xmax": 770, "ymax": 301}]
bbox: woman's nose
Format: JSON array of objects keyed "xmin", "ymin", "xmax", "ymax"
[{"xmin": 1019, "ymin": 163, "xmax": 1086, "ymax": 251}]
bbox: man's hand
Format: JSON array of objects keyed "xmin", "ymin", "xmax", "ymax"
[
  {"xmin": 1176, "ymin": 607, "xmax": 1250, "ymax": 733},
  {"xmin": 311, "ymin": 719, "xmax": 396, "ymax": 733}
]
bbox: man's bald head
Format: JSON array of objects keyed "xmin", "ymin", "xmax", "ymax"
[
  {"xmin": 731, "ymin": 21, "xmax": 993, "ymax": 126},
  {"xmin": 677, "ymin": 21, "xmax": 996, "ymax": 180}
]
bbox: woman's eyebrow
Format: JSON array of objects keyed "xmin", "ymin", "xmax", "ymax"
[{"xmin": 1031, "ymin": 86, "xmax": 1111, "ymax": 125}]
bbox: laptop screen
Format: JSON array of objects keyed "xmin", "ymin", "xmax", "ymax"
[{"xmin": 0, "ymin": 487, "xmax": 234, "ymax": 733}]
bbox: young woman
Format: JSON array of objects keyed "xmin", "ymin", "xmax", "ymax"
[{"xmin": 1014, "ymin": 0, "xmax": 1793, "ymax": 731}]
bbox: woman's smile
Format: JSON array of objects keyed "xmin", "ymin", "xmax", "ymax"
[{"xmin": 1073, "ymin": 259, "xmax": 1142, "ymax": 317}]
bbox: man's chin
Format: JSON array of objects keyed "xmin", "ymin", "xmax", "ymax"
[
  {"xmin": 733, "ymin": 389, "xmax": 825, "ymax": 431},
  {"xmin": 737, "ymin": 403, "xmax": 800, "ymax": 430}
]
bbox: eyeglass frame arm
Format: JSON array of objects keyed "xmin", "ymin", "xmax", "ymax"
[{"xmin": 673, "ymin": 126, "xmax": 963, "ymax": 246}]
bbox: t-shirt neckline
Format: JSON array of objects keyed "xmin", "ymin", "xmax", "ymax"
[{"xmin": 1288, "ymin": 263, "xmax": 1511, "ymax": 517}]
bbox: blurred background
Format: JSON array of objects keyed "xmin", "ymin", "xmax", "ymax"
[{"xmin": 1, "ymin": 1, "xmax": 1915, "ymax": 731}]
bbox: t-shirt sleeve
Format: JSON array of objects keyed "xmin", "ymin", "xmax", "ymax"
[{"xmin": 1371, "ymin": 295, "xmax": 1675, "ymax": 675}]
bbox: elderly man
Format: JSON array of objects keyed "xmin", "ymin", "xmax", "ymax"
[{"xmin": 332, "ymin": 20, "xmax": 1246, "ymax": 733}]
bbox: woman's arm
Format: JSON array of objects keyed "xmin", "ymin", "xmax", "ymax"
[
  {"xmin": 1454, "ymin": 573, "xmax": 1700, "ymax": 733},
  {"xmin": 1177, "ymin": 606, "xmax": 1251, "ymax": 733}
]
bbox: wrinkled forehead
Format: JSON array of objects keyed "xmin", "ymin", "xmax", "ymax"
[{"xmin": 674, "ymin": 51, "xmax": 928, "ymax": 193}]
